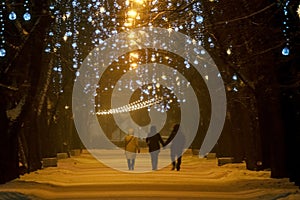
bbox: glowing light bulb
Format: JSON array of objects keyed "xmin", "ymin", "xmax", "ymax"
[
  {"xmin": 226, "ymin": 48, "xmax": 231, "ymax": 55},
  {"xmin": 124, "ymin": 22, "xmax": 132, "ymax": 27},
  {"xmin": 282, "ymin": 47, "xmax": 290, "ymax": 56},
  {"xmin": 0, "ymin": 48, "xmax": 6, "ymax": 57},
  {"xmin": 100, "ymin": 7, "xmax": 106, "ymax": 13},
  {"xmin": 23, "ymin": 12, "xmax": 31, "ymax": 21},
  {"xmin": 130, "ymin": 52, "xmax": 139, "ymax": 59},
  {"xmin": 134, "ymin": 0, "xmax": 145, "ymax": 4},
  {"xmin": 9, "ymin": 11, "xmax": 17, "ymax": 20},
  {"xmin": 128, "ymin": 10, "xmax": 137, "ymax": 18}
]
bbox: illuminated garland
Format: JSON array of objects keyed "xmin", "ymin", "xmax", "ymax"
[
  {"xmin": 0, "ymin": 2, "xmax": 6, "ymax": 57},
  {"xmin": 96, "ymin": 96, "xmax": 163, "ymax": 115},
  {"xmin": 23, "ymin": 0, "xmax": 31, "ymax": 21},
  {"xmin": 281, "ymin": 0, "xmax": 290, "ymax": 56}
]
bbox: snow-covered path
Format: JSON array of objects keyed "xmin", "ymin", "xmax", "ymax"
[{"xmin": 0, "ymin": 149, "xmax": 299, "ymax": 200}]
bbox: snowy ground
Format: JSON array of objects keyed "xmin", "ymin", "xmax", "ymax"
[{"xmin": 0, "ymin": 149, "xmax": 299, "ymax": 200}]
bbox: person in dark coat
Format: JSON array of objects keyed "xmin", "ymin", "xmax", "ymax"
[
  {"xmin": 165, "ymin": 124, "xmax": 185, "ymax": 171},
  {"xmin": 146, "ymin": 125, "xmax": 165, "ymax": 170}
]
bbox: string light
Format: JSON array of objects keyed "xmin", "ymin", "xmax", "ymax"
[
  {"xmin": 23, "ymin": 0, "xmax": 31, "ymax": 21},
  {"xmin": 0, "ymin": 1, "xmax": 6, "ymax": 57},
  {"xmin": 72, "ymin": 0, "xmax": 80, "ymax": 69},
  {"xmin": 8, "ymin": 1, "xmax": 17, "ymax": 21},
  {"xmin": 96, "ymin": 96, "xmax": 164, "ymax": 115},
  {"xmin": 40, "ymin": 0, "xmax": 215, "ymax": 109},
  {"xmin": 281, "ymin": 0, "xmax": 290, "ymax": 56}
]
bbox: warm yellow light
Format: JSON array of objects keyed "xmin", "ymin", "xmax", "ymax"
[
  {"xmin": 124, "ymin": 22, "xmax": 133, "ymax": 27},
  {"xmin": 134, "ymin": 0, "xmax": 145, "ymax": 4},
  {"xmin": 130, "ymin": 52, "xmax": 139, "ymax": 60},
  {"xmin": 130, "ymin": 63, "xmax": 138, "ymax": 70},
  {"xmin": 99, "ymin": 7, "xmax": 106, "ymax": 13},
  {"xmin": 127, "ymin": 10, "xmax": 137, "ymax": 18}
]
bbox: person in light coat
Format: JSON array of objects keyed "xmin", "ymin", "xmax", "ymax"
[{"xmin": 124, "ymin": 128, "xmax": 140, "ymax": 170}]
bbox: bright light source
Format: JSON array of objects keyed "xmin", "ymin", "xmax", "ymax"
[
  {"xmin": 226, "ymin": 48, "xmax": 231, "ymax": 55},
  {"xmin": 134, "ymin": 0, "xmax": 145, "ymax": 4},
  {"xmin": 124, "ymin": 22, "xmax": 133, "ymax": 27},
  {"xmin": 232, "ymin": 74, "xmax": 238, "ymax": 81},
  {"xmin": 282, "ymin": 47, "xmax": 290, "ymax": 56},
  {"xmin": 127, "ymin": 10, "xmax": 137, "ymax": 18},
  {"xmin": 130, "ymin": 52, "xmax": 139, "ymax": 60},
  {"xmin": 130, "ymin": 63, "xmax": 138, "ymax": 70},
  {"xmin": 99, "ymin": 7, "xmax": 106, "ymax": 13},
  {"xmin": 9, "ymin": 11, "xmax": 17, "ymax": 21}
]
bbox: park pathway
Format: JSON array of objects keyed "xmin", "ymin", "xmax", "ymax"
[{"xmin": 0, "ymin": 149, "xmax": 299, "ymax": 200}]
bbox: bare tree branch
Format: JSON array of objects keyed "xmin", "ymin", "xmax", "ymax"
[
  {"xmin": 0, "ymin": 83, "xmax": 19, "ymax": 91},
  {"xmin": 206, "ymin": 2, "xmax": 276, "ymax": 27}
]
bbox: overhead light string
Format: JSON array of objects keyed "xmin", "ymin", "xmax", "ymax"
[
  {"xmin": 23, "ymin": 0, "xmax": 31, "ymax": 21},
  {"xmin": 0, "ymin": 1, "xmax": 6, "ymax": 57},
  {"xmin": 281, "ymin": 0, "xmax": 291, "ymax": 56}
]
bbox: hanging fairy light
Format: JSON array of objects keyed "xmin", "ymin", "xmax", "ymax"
[
  {"xmin": 8, "ymin": 11, "xmax": 17, "ymax": 21},
  {"xmin": 48, "ymin": 0, "xmax": 64, "ymax": 93},
  {"xmin": 96, "ymin": 96, "xmax": 163, "ymax": 115},
  {"xmin": 7, "ymin": 1, "xmax": 17, "ymax": 21},
  {"xmin": 23, "ymin": 0, "xmax": 31, "ymax": 21},
  {"xmin": 281, "ymin": 0, "xmax": 290, "ymax": 56},
  {"xmin": 42, "ymin": 0, "xmax": 211, "ymax": 109},
  {"xmin": 72, "ymin": 0, "xmax": 80, "ymax": 70},
  {"xmin": 0, "ymin": 1, "xmax": 6, "ymax": 57}
]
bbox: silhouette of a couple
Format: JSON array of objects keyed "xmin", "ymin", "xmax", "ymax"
[
  {"xmin": 124, "ymin": 124, "xmax": 185, "ymax": 171},
  {"xmin": 146, "ymin": 124, "xmax": 185, "ymax": 171}
]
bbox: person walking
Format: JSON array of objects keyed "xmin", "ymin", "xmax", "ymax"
[
  {"xmin": 165, "ymin": 124, "xmax": 185, "ymax": 171},
  {"xmin": 124, "ymin": 128, "xmax": 140, "ymax": 170},
  {"xmin": 146, "ymin": 125, "xmax": 165, "ymax": 170}
]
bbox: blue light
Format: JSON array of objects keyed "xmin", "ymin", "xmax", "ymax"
[
  {"xmin": 282, "ymin": 47, "xmax": 290, "ymax": 56},
  {"xmin": 23, "ymin": 12, "xmax": 31, "ymax": 21},
  {"xmin": 9, "ymin": 11, "xmax": 17, "ymax": 20},
  {"xmin": 232, "ymin": 74, "xmax": 238, "ymax": 81},
  {"xmin": 72, "ymin": 43, "xmax": 77, "ymax": 48},
  {"xmin": 196, "ymin": 15, "xmax": 203, "ymax": 24},
  {"xmin": 44, "ymin": 48, "xmax": 51, "ymax": 53},
  {"xmin": 0, "ymin": 48, "xmax": 6, "ymax": 57},
  {"xmin": 66, "ymin": 31, "xmax": 72, "ymax": 36}
]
